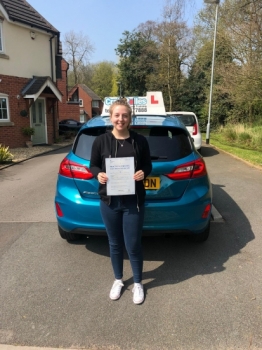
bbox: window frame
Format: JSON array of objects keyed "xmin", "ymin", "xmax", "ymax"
[
  {"xmin": 0, "ymin": 94, "xmax": 10, "ymax": 122},
  {"xmin": 92, "ymin": 100, "xmax": 99, "ymax": 108},
  {"xmin": 79, "ymin": 114, "xmax": 85, "ymax": 123},
  {"xmin": 79, "ymin": 98, "xmax": 83, "ymax": 107}
]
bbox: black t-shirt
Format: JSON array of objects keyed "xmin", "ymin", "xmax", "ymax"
[{"xmin": 115, "ymin": 137, "xmax": 135, "ymax": 158}]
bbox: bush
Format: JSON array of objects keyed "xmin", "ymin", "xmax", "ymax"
[
  {"xmin": 0, "ymin": 144, "xmax": 14, "ymax": 163},
  {"xmin": 21, "ymin": 127, "xmax": 35, "ymax": 136},
  {"xmin": 217, "ymin": 123, "xmax": 262, "ymax": 151},
  {"xmin": 54, "ymin": 136, "xmax": 65, "ymax": 143},
  {"xmin": 224, "ymin": 127, "xmax": 237, "ymax": 141},
  {"xmin": 238, "ymin": 131, "xmax": 252, "ymax": 144},
  {"xmin": 251, "ymin": 134, "xmax": 262, "ymax": 150}
]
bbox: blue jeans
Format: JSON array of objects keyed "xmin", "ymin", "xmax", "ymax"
[{"xmin": 100, "ymin": 196, "xmax": 145, "ymax": 283}]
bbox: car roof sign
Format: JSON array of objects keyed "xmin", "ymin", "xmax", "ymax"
[
  {"xmin": 102, "ymin": 91, "xmax": 166, "ymax": 116},
  {"xmin": 133, "ymin": 116, "xmax": 166, "ymax": 125}
]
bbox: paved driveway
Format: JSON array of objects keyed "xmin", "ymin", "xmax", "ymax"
[{"xmin": 0, "ymin": 144, "xmax": 262, "ymax": 350}]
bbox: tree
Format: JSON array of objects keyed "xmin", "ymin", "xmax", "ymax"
[
  {"xmin": 133, "ymin": 1, "xmax": 193, "ymax": 110},
  {"xmin": 193, "ymin": 0, "xmax": 262, "ymax": 125},
  {"xmin": 155, "ymin": 1, "xmax": 192, "ymax": 111},
  {"xmin": 63, "ymin": 31, "xmax": 94, "ymax": 84},
  {"xmin": 183, "ymin": 32, "xmax": 234, "ymax": 128},
  {"xmin": 89, "ymin": 61, "xmax": 116, "ymax": 99},
  {"xmin": 79, "ymin": 64, "xmax": 95, "ymax": 88},
  {"xmin": 219, "ymin": 0, "xmax": 262, "ymax": 123},
  {"xmin": 115, "ymin": 30, "xmax": 159, "ymax": 96}
]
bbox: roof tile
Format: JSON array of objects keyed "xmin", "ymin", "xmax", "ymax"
[
  {"xmin": 0, "ymin": 0, "xmax": 59, "ymax": 33},
  {"xmin": 79, "ymin": 84, "xmax": 102, "ymax": 101}
]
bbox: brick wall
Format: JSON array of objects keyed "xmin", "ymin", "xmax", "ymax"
[
  {"xmin": 79, "ymin": 88, "xmax": 92, "ymax": 119},
  {"xmin": 0, "ymin": 74, "xmax": 60, "ymax": 148},
  {"xmin": 0, "ymin": 75, "xmax": 31, "ymax": 148},
  {"xmin": 56, "ymin": 59, "xmax": 79, "ymax": 121}
]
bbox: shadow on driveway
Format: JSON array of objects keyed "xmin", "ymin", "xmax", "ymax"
[
  {"xmin": 68, "ymin": 143, "xmax": 253, "ymax": 292},
  {"xmin": 69, "ymin": 181, "xmax": 254, "ymax": 292},
  {"xmin": 201, "ymin": 144, "xmax": 219, "ymax": 157}
]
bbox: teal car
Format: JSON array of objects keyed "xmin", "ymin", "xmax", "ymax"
[{"xmin": 55, "ymin": 114, "xmax": 212, "ymax": 242}]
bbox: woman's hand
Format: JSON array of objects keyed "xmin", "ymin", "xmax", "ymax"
[
  {"xmin": 97, "ymin": 172, "xmax": 108, "ymax": 184},
  {"xmin": 134, "ymin": 170, "xmax": 144, "ymax": 182}
]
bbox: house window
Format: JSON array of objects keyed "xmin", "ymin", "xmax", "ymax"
[
  {"xmin": 79, "ymin": 99, "xmax": 83, "ymax": 107},
  {"xmin": 92, "ymin": 100, "xmax": 99, "ymax": 108},
  {"xmin": 32, "ymin": 103, "xmax": 36, "ymax": 123},
  {"xmin": 80, "ymin": 114, "xmax": 85, "ymax": 123},
  {"xmin": 38, "ymin": 101, "xmax": 43, "ymax": 123},
  {"xmin": 0, "ymin": 95, "xmax": 9, "ymax": 121}
]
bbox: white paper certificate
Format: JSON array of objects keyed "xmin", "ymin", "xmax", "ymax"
[{"xmin": 105, "ymin": 157, "xmax": 135, "ymax": 196}]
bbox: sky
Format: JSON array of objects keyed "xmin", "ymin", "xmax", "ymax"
[{"xmin": 28, "ymin": 0, "xmax": 205, "ymax": 64}]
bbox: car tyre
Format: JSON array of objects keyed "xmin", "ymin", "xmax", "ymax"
[
  {"xmin": 188, "ymin": 221, "xmax": 210, "ymax": 243},
  {"xmin": 58, "ymin": 225, "xmax": 83, "ymax": 241}
]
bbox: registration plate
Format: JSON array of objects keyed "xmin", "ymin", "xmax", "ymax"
[{"xmin": 144, "ymin": 177, "xmax": 160, "ymax": 190}]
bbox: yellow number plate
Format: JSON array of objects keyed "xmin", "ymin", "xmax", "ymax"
[{"xmin": 144, "ymin": 177, "xmax": 160, "ymax": 190}]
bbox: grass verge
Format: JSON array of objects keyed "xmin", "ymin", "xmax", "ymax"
[{"xmin": 204, "ymin": 133, "xmax": 262, "ymax": 169}]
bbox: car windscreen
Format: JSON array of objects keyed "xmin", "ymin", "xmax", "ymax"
[
  {"xmin": 73, "ymin": 127, "xmax": 108, "ymax": 160},
  {"xmin": 175, "ymin": 115, "xmax": 196, "ymax": 127},
  {"xmin": 74, "ymin": 126, "xmax": 192, "ymax": 161},
  {"xmin": 132, "ymin": 126, "xmax": 192, "ymax": 161}
]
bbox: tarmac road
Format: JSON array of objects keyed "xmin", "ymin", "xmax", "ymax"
[{"xmin": 0, "ymin": 144, "xmax": 262, "ymax": 350}]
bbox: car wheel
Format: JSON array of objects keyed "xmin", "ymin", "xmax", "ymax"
[
  {"xmin": 188, "ymin": 221, "xmax": 210, "ymax": 243},
  {"xmin": 58, "ymin": 225, "xmax": 84, "ymax": 241}
]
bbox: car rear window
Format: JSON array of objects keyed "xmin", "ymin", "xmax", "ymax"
[
  {"xmin": 74, "ymin": 126, "xmax": 192, "ymax": 161},
  {"xmin": 175, "ymin": 115, "xmax": 196, "ymax": 127}
]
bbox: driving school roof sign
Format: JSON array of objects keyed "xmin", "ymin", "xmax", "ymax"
[{"xmin": 102, "ymin": 91, "xmax": 166, "ymax": 115}]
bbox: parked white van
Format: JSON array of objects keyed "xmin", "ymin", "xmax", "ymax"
[{"xmin": 166, "ymin": 111, "xmax": 202, "ymax": 153}]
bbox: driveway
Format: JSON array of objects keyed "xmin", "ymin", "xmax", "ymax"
[{"xmin": 0, "ymin": 144, "xmax": 262, "ymax": 350}]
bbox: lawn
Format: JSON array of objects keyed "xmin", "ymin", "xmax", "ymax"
[{"xmin": 203, "ymin": 128, "xmax": 262, "ymax": 170}]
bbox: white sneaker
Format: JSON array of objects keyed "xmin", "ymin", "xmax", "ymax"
[
  {"xmin": 109, "ymin": 279, "xmax": 124, "ymax": 300},
  {"xmin": 132, "ymin": 283, "xmax": 144, "ymax": 304}
]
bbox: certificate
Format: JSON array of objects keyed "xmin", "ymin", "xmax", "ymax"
[{"xmin": 105, "ymin": 157, "xmax": 135, "ymax": 195}]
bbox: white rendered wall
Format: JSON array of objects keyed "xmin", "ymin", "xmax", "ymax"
[{"xmin": 1, "ymin": 19, "xmax": 56, "ymax": 80}]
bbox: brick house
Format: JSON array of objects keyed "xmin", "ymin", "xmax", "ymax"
[
  {"xmin": 0, "ymin": 0, "xmax": 78, "ymax": 148},
  {"xmin": 68, "ymin": 84, "xmax": 103, "ymax": 122}
]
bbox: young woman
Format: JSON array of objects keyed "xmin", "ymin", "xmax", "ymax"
[{"xmin": 90, "ymin": 99, "xmax": 152, "ymax": 304}]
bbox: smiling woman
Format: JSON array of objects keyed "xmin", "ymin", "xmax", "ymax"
[{"xmin": 87, "ymin": 98, "xmax": 152, "ymax": 304}]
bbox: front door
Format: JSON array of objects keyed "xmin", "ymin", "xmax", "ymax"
[{"xmin": 31, "ymin": 99, "xmax": 46, "ymax": 144}]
